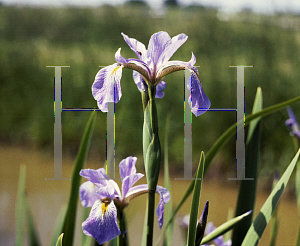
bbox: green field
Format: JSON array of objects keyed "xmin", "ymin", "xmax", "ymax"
[{"xmin": 1, "ymin": 4, "xmax": 299, "ymax": 174}]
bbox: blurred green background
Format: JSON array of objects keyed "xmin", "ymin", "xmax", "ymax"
[{"xmin": 0, "ymin": 2, "xmax": 300, "ymax": 179}]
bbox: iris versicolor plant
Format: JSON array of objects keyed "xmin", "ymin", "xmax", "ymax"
[
  {"xmin": 89, "ymin": 31, "xmax": 210, "ymax": 245},
  {"xmin": 15, "ymin": 31, "xmax": 300, "ymax": 246}
]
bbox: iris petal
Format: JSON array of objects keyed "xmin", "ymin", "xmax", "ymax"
[
  {"xmin": 79, "ymin": 181, "xmax": 100, "ymax": 207},
  {"xmin": 133, "ymin": 71, "xmax": 166, "ymax": 98},
  {"xmin": 122, "ymin": 173, "xmax": 144, "ymax": 198},
  {"xmin": 156, "ymin": 52, "xmax": 196, "ymax": 76},
  {"xmin": 82, "ymin": 199, "xmax": 121, "ymax": 244},
  {"xmin": 187, "ymin": 71, "xmax": 211, "ymax": 116},
  {"xmin": 121, "ymin": 32, "xmax": 147, "ymax": 61},
  {"xmin": 155, "ymin": 81, "xmax": 166, "ymax": 98},
  {"xmin": 155, "ymin": 185, "xmax": 170, "ymax": 229},
  {"xmin": 119, "ymin": 156, "xmax": 138, "ymax": 180},
  {"xmin": 92, "ymin": 63, "xmax": 122, "ymax": 112},
  {"xmin": 147, "ymin": 31, "xmax": 172, "ymax": 67},
  {"xmin": 79, "ymin": 168, "xmax": 107, "ymax": 186},
  {"xmin": 157, "ymin": 33, "xmax": 188, "ymax": 67}
]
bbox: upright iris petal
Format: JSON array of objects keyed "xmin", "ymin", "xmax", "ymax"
[{"xmin": 92, "ymin": 31, "xmax": 210, "ymax": 116}]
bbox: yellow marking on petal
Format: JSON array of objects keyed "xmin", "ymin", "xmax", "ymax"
[
  {"xmin": 110, "ymin": 66, "xmax": 121, "ymax": 78},
  {"xmin": 101, "ymin": 197, "xmax": 111, "ymax": 217}
]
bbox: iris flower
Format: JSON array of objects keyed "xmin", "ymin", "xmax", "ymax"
[
  {"xmin": 79, "ymin": 156, "xmax": 170, "ymax": 244},
  {"xmin": 92, "ymin": 31, "xmax": 210, "ymax": 116},
  {"xmin": 285, "ymin": 107, "xmax": 300, "ymax": 139}
]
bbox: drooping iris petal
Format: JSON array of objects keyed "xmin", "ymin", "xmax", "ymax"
[
  {"xmin": 80, "ymin": 168, "xmax": 108, "ymax": 186},
  {"xmin": 155, "ymin": 185, "xmax": 171, "ymax": 229},
  {"xmin": 92, "ymin": 63, "xmax": 122, "ymax": 112},
  {"xmin": 157, "ymin": 52, "xmax": 196, "ymax": 74},
  {"xmin": 187, "ymin": 71, "xmax": 211, "ymax": 117},
  {"xmin": 79, "ymin": 181, "xmax": 100, "ymax": 207},
  {"xmin": 125, "ymin": 184, "xmax": 149, "ymax": 199},
  {"xmin": 157, "ymin": 33, "xmax": 188, "ymax": 68},
  {"xmin": 82, "ymin": 199, "xmax": 121, "ymax": 244},
  {"xmin": 125, "ymin": 184, "xmax": 170, "ymax": 229}
]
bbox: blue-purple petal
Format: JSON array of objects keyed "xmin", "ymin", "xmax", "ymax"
[
  {"xmin": 155, "ymin": 185, "xmax": 171, "ymax": 229},
  {"xmin": 82, "ymin": 199, "xmax": 120, "ymax": 244},
  {"xmin": 92, "ymin": 64, "xmax": 122, "ymax": 112},
  {"xmin": 119, "ymin": 156, "xmax": 138, "ymax": 180},
  {"xmin": 121, "ymin": 32, "xmax": 147, "ymax": 61},
  {"xmin": 285, "ymin": 107, "xmax": 300, "ymax": 138},
  {"xmin": 147, "ymin": 32, "xmax": 172, "ymax": 68},
  {"xmin": 96, "ymin": 185, "xmax": 117, "ymax": 200},
  {"xmin": 122, "ymin": 173, "xmax": 144, "ymax": 198},
  {"xmin": 79, "ymin": 181, "xmax": 100, "ymax": 207},
  {"xmin": 115, "ymin": 48, "xmax": 127, "ymax": 64},
  {"xmin": 157, "ymin": 33, "xmax": 188, "ymax": 67},
  {"xmin": 133, "ymin": 70, "xmax": 146, "ymax": 93},
  {"xmin": 157, "ymin": 52, "xmax": 196, "ymax": 74},
  {"xmin": 80, "ymin": 168, "xmax": 108, "ymax": 186},
  {"xmin": 156, "ymin": 81, "xmax": 166, "ymax": 98},
  {"xmin": 187, "ymin": 71, "xmax": 211, "ymax": 116},
  {"xmin": 133, "ymin": 71, "xmax": 166, "ymax": 98}
]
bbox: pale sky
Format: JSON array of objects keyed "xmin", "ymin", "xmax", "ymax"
[{"xmin": 2, "ymin": 0, "xmax": 300, "ymax": 14}]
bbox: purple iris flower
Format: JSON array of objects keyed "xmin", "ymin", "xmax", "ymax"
[
  {"xmin": 79, "ymin": 156, "xmax": 170, "ymax": 244},
  {"xmin": 285, "ymin": 107, "xmax": 300, "ymax": 139},
  {"xmin": 92, "ymin": 31, "xmax": 211, "ymax": 116}
]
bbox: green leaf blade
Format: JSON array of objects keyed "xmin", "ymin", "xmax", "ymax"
[
  {"xmin": 232, "ymin": 87, "xmax": 262, "ymax": 246},
  {"xmin": 241, "ymin": 149, "xmax": 300, "ymax": 246},
  {"xmin": 16, "ymin": 165, "xmax": 26, "ymax": 246},
  {"xmin": 187, "ymin": 152, "xmax": 205, "ymax": 246},
  {"xmin": 155, "ymin": 95, "xmax": 300, "ymax": 245},
  {"xmin": 201, "ymin": 210, "xmax": 252, "ymax": 244},
  {"xmin": 163, "ymin": 114, "xmax": 173, "ymax": 246},
  {"xmin": 61, "ymin": 111, "xmax": 96, "ymax": 246}
]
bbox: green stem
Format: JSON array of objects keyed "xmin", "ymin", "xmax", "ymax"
[
  {"xmin": 118, "ymin": 210, "xmax": 125, "ymax": 246},
  {"xmin": 147, "ymin": 190, "xmax": 156, "ymax": 246},
  {"xmin": 143, "ymin": 85, "xmax": 161, "ymax": 246}
]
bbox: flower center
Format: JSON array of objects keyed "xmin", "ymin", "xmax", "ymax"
[{"xmin": 101, "ymin": 197, "xmax": 111, "ymax": 216}]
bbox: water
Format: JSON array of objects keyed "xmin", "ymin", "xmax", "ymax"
[{"xmin": 1, "ymin": 146, "xmax": 298, "ymax": 245}]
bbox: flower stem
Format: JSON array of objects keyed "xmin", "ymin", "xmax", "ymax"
[
  {"xmin": 118, "ymin": 210, "xmax": 125, "ymax": 246},
  {"xmin": 143, "ymin": 85, "xmax": 161, "ymax": 246},
  {"xmin": 147, "ymin": 190, "xmax": 156, "ymax": 246}
]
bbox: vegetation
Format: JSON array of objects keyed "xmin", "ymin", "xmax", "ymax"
[{"xmin": 0, "ymin": 4, "xmax": 299, "ymax": 174}]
